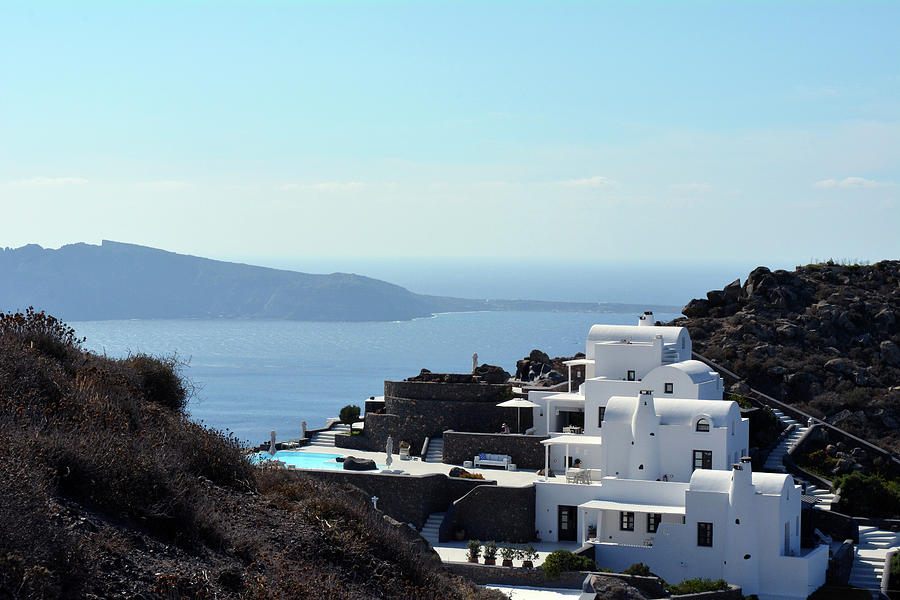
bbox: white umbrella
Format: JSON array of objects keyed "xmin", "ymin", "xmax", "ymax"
[
  {"xmin": 268, "ymin": 430, "xmax": 277, "ymax": 456},
  {"xmin": 496, "ymin": 398, "xmax": 540, "ymax": 433},
  {"xmin": 385, "ymin": 435, "xmax": 393, "ymax": 468}
]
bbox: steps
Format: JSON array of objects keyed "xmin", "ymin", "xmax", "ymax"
[
  {"xmin": 420, "ymin": 512, "xmax": 445, "ymax": 546},
  {"xmin": 849, "ymin": 525, "xmax": 899, "ymax": 594},
  {"xmin": 425, "ymin": 437, "xmax": 444, "ymax": 463},
  {"xmin": 763, "ymin": 409, "xmax": 835, "ymax": 510},
  {"xmin": 306, "ymin": 423, "xmax": 350, "ymax": 449}
]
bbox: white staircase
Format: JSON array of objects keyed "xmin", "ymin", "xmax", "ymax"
[
  {"xmin": 425, "ymin": 437, "xmax": 444, "ymax": 463},
  {"xmin": 764, "ymin": 409, "xmax": 835, "ymax": 510},
  {"xmin": 661, "ymin": 348, "xmax": 679, "ymax": 364},
  {"xmin": 420, "ymin": 512, "xmax": 444, "ymax": 546},
  {"xmin": 306, "ymin": 423, "xmax": 350, "ymax": 449},
  {"xmin": 850, "ymin": 525, "xmax": 900, "ymax": 594}
]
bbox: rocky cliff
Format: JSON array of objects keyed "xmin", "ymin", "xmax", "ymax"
[{"xmin": 673, "ymin": 261, "xmax": 900, "ymax": 453}]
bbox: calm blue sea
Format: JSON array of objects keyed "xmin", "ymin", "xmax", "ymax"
[{"xmin": 71, "ymin": 311, "xmax": 680, "ymax": 445}]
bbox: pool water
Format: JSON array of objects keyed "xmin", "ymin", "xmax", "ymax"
[{"xmin": 252, "ymin": 450, "xmax": 384, "ymax": 471}]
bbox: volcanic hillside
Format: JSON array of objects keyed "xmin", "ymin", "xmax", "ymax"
[
  {"xmin": 672, "ymin": 260, "xmax": 900, "ymax": 454},
  {"xmin": 0, "ymin": 308, "xmax": 500, "ymax": 600}
]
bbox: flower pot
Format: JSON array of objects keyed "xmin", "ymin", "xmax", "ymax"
[
  {"xmin": 467, "ymin": 557, "xmax": 478, "ymax": 563},
  {"xmin": 521, "ymin": 560, "xmax": 534, "ymax": 569},
  {"xmin": 483, "ymin": 558, "xmax": 496, "ymax": 565},
  {"xmin": 502, "ymin": 559, "xmax": 513, "ymax": 567}
]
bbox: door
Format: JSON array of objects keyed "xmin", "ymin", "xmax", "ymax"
[{"xmin": 558, "ymin": 505, "xmax": 577, "ymax": 541}]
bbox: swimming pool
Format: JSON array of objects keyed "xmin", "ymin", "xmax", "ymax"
[{"xmin": 252, "ymin": 450, "xmax": 384, "ymax": 471}]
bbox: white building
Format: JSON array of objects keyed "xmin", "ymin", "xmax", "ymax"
[{"xmin": 530, "ymin": 315, "xmax": 827, "ymax": 600}]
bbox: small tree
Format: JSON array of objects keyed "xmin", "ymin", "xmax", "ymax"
[
  {"xmin": 483, "ymin": 540, "xmax": 498, "ymax": 563},
  {"xmin": 466, "ymin": 540, "xmax": 481, "ymax": 563},
  {"xmin": 339, "ymin": 405, "xmax": 361, "ymax": 425}
]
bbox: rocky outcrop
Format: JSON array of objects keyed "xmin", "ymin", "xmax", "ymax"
[
  {"xmin": 672, "ymin": 261, "xmax": 900, "ymax": 453},
  {"xmin": 515, "ymin": 349, "xmax": 584, "ymax": 387}
]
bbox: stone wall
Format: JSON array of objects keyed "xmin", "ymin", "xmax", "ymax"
[
  {"xmin": 443, "ymin": 431, "xmax": 549, "ymax": 470},
  {"xmin": 384, "ymin": 379, "xmax": 511, "ymax": 402},
  {"xmin": 338, "ymin": 377, "xmax": 531, "ymax": 454},
  {"xmin": 295, "ymin": 470, "xmax": 493, "ymax": 529},
  {"xmin": 444, "ymin": 562, "xmax": 588, "ymax": 589},
  {"xmin": 444, "ymin": 484, "xmax": 535, "ymax": 543}
]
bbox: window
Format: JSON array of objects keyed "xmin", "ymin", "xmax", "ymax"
[
  {"xmin": 696, "ymin": 418, "xmax": 710, "ymax": 432},
  {"xmin": 647, "ymin": 513, "xmax": 662, "ymax": 533},
  {"xmin": 698, "ymin": 522, "xmax": 713, "ymax": 547},
  {"xmin": 598, "ymin": 406, "xmax": 606, "ymax": 427},
  {"xmin": 664, "ymin": 382, "xmax": 673, "ymax": 394},
  {"xmin": 693, "ymin": 450, "xmax": 712, "ymax": 471},
  {"xmin": 627, "ymin": 370, "xmax": 636, "ymax": 381},
  {"xmin": 620, "ymin": 512, "xmax": 635, "ymax": 531}
]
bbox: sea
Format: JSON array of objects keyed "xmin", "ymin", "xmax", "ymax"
[{"xmin": 71, "ymin": 310, "xmax": 681, "ymax": 446}]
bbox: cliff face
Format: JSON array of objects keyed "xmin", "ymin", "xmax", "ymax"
[{"xmin": 673, "ymin": 261, "xmax": 900, "ymax": 453}]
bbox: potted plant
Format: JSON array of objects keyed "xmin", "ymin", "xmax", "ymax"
[
  {"xmin": 466, "ymin": 540, "xmax": 481, "ymax": 563},
  {"xmin": 483, "ymin": 540, "xmax": 498, "ymax": 565},
  {"xmin": 587, "ymin": 524, "xmax": 597, "ymax": 540},
  {"xmin": 500, "ymin": 543, "xmax": 516, "ymax": 567},
  {"xmin": 520, "ymin": 544, "xmax": 538, "ymax": 568}
]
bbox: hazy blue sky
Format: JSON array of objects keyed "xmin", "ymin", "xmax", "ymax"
[{"xmin": 1, "ymin": 1, "xmax": 898, "ymax": 268}]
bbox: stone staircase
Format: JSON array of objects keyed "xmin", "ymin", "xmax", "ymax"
[
  {"xmin": 420, "ymin": 512, "xmax": 444, "ymax": 546},
  {"xmin": 425, "ymin": 437, "xmax": 444, "ymax": 463},
  {"xmin": 306, "ymin": 423, "xmax": 350, "ymax": 449},
  {"xmin": 849, "ymin": 525, "xmax": 899, "ymax": 595},
  {"xmin": 764, "ymin": 409, "xmax": 835, "ymax": 510}
]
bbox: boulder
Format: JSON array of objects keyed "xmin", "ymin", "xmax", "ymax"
[
  {"xmin": 825, "ymin": 358, "xmax": 852, "ymax": 374},
  {"xmin": 682, "ymin": 298, "xmax": 710, "ymax": 318},
  {"xmin": 832, "ymin": 458, "xmax": 855, "ymax": 476},
  {"xmin": 342, "ymin": 456, "xmax": 377, "ymax": 471},
  {"xmin": 880, "ymin": 341, "xmax": 900, "ymax": 367},
  {"xmin": 448, "ymin": 467, "xmax": 469, "ymax": 478},
  {"xmin": 473, "ymin": 364, "xmax": 511, "ymax": 384},
  {"xmin": 723, "ymin": 278, "xmax": 743, "ymax": 301}
]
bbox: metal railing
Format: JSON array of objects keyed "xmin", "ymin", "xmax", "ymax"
[{"xmin": 693, "ymin": 351, "xmax": 900, "ymax": 469}]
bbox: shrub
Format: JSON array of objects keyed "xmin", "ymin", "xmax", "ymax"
[
  {"xmin": 483, "ymin": 541, "xmax": 498, "ymax": 561},
  {"xmin": 466, "ymin": 540, "xmax": 481, "ymax": 562},
  {"xmin": 520, "ymin": 544, "xmax": 538, "ymax": 562},
  {"xmin": 664, "ymin": 578, "xmax": 728, "ymax": 595},
  {"xmin": 541, "ymin": 550, "xmax": 594, "ymax": 579},
  {"xmin": 500, "ymin": 544, "xmax": 516, "ymax": 561},
  {"xmin": 834, "ymin": 472, "xmax": 900, "ymax": 518},
  {"xmin": 458, "ymin": 472, "xmax": 485, "ymax": 480},
  {"xmin": 622, "ymin": 562, "xmax": 651, "ymax": 576},
  {"xmin": 339, "ymin": 404, "xmax": 361, "ymax": 424},
  {"xmin": 126, "ymin": 352, "xmax": 190, "ymax": 411}
]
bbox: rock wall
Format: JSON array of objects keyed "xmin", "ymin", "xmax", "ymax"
[
  {"xmin": 445, "ymin": 484, "xmax": 535, "ymax": 543},
  {"xmin": 443, "ymin": 431, "xmax": 549, "ymax": 470},
  {"xmin": 337, "ymin": 376, "xmax": 526, "ymax": 454},
  {"xmin": 294, "ymin": 470, "xmax": 494, "ymax": 529}
]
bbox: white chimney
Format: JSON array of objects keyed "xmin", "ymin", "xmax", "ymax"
[{"xmin": 638, "ymin": 311, "xmax": 654, "ymax": 327}]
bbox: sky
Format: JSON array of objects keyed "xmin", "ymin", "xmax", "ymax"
[{"xmin": 1, "ymin": 1, "xmax": 898, "ymax": 281}]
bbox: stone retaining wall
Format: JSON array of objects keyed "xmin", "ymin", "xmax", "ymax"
[
  {"xmin": 444, "ymin": 484, "xmax": 535, "ymax": 543},
  {"xmin": 384, "ymin": 380, "xmax": 511, "ymax": 403},
  {"xmin": 295, "ymin": 470, "xmax": 493, "ymax": 529},
  {"xmin": 443, "ymin": 431, "xmax": 548, "ymax": 469},
  {"xmin": 443, "ymin": 562, "xmax": 587, "ymax": 589}
]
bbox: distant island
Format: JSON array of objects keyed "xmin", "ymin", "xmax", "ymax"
[{"xmin": 0, "ymin": 241, "xmax": 680, "ymax": 322}]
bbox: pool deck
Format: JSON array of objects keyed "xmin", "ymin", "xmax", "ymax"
[{"xmin": 289, "ymin": 444, "xmax": 583, "ymax": 566}]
